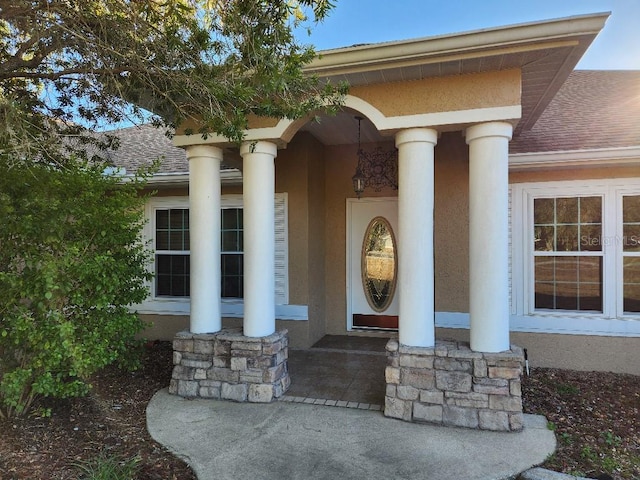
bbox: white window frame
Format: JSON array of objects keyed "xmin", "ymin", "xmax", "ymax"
[
  {"xmin": 511, "ymin": 178, "xmax": 640, "ymax": 337},
  {"xmin": 135, "ymin": 193, "xmax": 308, "ymax": 320}
]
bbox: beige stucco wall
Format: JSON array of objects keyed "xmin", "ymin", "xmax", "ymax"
[
  {"xmin": 323, "ymin": 141, "xmax": 398, "ymax": 335},
  {"xmin": 351, "ymin": 70, "xmax": 521, "ymax": 117},
  {"xmin": 276, "ymin": 137, "xmax": 310, "ymax": 306},
  {"xmin": 306, "ymin": 137, "xmax": 328, "ymax": 347},
  {"xmin": 434, "ymin": 133, "xmax": 470, "ymax": 312}
]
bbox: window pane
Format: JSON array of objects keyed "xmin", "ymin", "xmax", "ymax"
[
  {"xmin": 222, "ymin": 276, "xmax": 243, "ymax": 298},
  {"xmin": 534, "ymin": 255, "xmax": 602, "ymax": 312},
  {"xmin": 156, "ymin": 275, "xmax": 171, "ymax": 296},
  {"xmin": 624, "ymin": 257, "xmax": 640, "ymax": 313},
  {"xmin": 156, "ymin": 254, "xmax": 189, "ymax": 297},
  {"xmin": 535, "ymin": 226, "xmax": 554, "ymax": 251},
  {"xmin": 535, "ymin": 257, "xmax": 554, "ymax": 282},
  {"xmin": 534, "ymin": 282, "xmax": 554, "ymax": 309},
  {"xmin": 221, "ymin": 254, "xmax": 243, "ymax": 298},
  {"xmin": 623, "ymin": 195, "xmax": 640, "ymax": 223},
  {"xmin": 156, "ymin": 255, "xmax": 171, "ymax": 275},
  {"xmin": 156, "ymin": 231, "xmax": 169, "ymax": 250},
  {"xmin": 156, "ymin": 209, "xmax": 189, "ymax": 251},
  {"xmin": 222, "ymin": 208, "xmax": 239, "ymax": 229},
  {"xmin": 580, "ymin": 196, "xmax": 602, "ymax": 223},
  {"xmin": 555, "ymin": 283, "xmax": 578, "ymax": 310},
  {"xmin": 534, "ymin": 196, "xmax": 602, "ymax": 253},
  {"xmin": 534, "ymin": 198, "xmax": 554, "ymax": 224},
  {"xmin": 555, "ymin": 257, "xmax": 578, "ymax": 310},
  {"xmin": 578, "ymin": 257, "xmax": 602, "ymax": 283},
  {"xmin": 156, "ymin": 210, "xmax": 169, "ymax": 229},
  {"xmin": 623, "ymin": 224, "xmax": 640, "ymax": 252},
  {"xmin": 580, "ymin": 224, "xmax": 602, "ymax": 252},
  {"xmin": 579, "ymin": 283, "xmax": 602, "ymax": 311},
  {"xmin": 171, "ymin": 255, "xmax": 188, "ymax": 275},
  {"xmin": 556, "ymin": 197, "xmax": 578, "ymax": 224},
  {"xmin": 222, "ymin": 254, "xmax": 242, "ymax": 275},
  {"xmin": 170, "ymin": 209, "xmax": 185, "ymax": 228},
  {"xmin": 556, "ymin": 257, "xmax": 578, "ymax": 283},
  {"xmin": 222, "ymin": 230, "xmax": 239, "ymax": 252},
  {"xmin": 556, "ymin": 225, "xmax": 579, "ymax": 251},
  {"xmin": 170, "ymin": 230, "xmax": 185, "ymax": 250}
]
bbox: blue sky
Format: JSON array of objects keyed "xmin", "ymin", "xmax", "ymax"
[{"xmin": 299, "ymin": 0, "xmax": 640, "ymax": 69}]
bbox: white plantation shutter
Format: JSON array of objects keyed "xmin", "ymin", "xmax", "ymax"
[{"xmin": 274, "ymin": 193, "xmax": 288, "ymax": 305}]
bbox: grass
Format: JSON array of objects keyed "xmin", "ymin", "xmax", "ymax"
[{"xmin": 73, "ymin": 453, "xmax": 140, "ymax": 480}]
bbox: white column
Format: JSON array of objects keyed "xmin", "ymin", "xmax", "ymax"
[
  {"xmin": 465, "ymin": 122, "xmax": 513, "ymax": 352},
  {"xmin": 395, "ymin": 128, "xmax": 438, "ymax": 347},
  {"xmin": 241, "ymin": 141, "xmax": 277, "ymax": 338},
  {"xmin": 187, "ymin": 145, "xmax": 222, "ymax": 334}
]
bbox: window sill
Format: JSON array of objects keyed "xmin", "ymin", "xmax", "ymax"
[
  {"xmin": 510, "ymin": 314, "xmax": 640, "ymax": 336},
  {"xmin": 434, "ymin": 312, "xmax": 640, "ymax": 337},
  {"xmin": 133, "ymin": 298, "xmax": 308, "ymax": 321}
]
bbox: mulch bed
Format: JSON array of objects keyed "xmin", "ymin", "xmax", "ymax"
[
  {"xmin": 0, "ymin": 342, "xmax": 196, "ymax": 480},
  {"xmin": 522, "ymin": 368, "xmax": 640, "ymax": 479},
  {"xmin": 0, "ymin": 342, "xmax": 638, "ymax": 479}
]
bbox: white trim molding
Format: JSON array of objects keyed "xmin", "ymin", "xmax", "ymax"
[
  {"xmin": 173, "ymin": 96, "xmax": 521, "ymax": 147},
  {"xmin": 135, "ymin": 300, "xmax": 308, "ymax": 321},
  {"xmin": 434, "ymin": 312, "xmax": 640, "ymax": 337},
  {"xmin": 509, "ymin": 146, "xmax": 640, "ymax": 171}
]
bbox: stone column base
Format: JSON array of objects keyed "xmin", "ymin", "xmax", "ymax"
[
  {"xmin": 385, "ymin": 339, "xmax": 524, "ymax": 432},
  {"xmin": 169, "ymin": 328, "xmax": 290, "ymax": 403}
]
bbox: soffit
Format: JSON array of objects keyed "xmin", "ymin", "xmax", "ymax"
[{"xmin": 302, "ymin": 13, "xmax": 609, "ymax": 144}]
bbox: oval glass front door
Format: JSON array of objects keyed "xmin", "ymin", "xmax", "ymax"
[{"xmin": 361, "ymin": 216, "xmax": 397, "ymax": 312}]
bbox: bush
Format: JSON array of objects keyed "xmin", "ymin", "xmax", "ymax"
[{"xmin": 0, "ymin": 160, "xmax": 153, "ymax": 417}]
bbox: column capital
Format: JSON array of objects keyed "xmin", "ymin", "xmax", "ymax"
[
  {"xmin": 185, "ymin": 144, "xmax": 223, "ymax": 161},
  {"xmin": 395, "ymin": 128, "xmax": 438, "ymax": 148},
  {"xmin": 465, "ymin": 121, "xmax": 513, "ymax": 144},
  {"xmin": 240, "ymin": 140, "xmax": 278, "ymax": 158}
]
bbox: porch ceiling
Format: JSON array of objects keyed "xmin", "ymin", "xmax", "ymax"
[{"xmin": 302, "ymin": 13, "xmax": 609, "ymax": 144}]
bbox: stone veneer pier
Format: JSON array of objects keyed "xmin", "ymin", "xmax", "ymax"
[
  {"xmin": 385, "ymin": 339, "xmax": 525, "ymax": 431},
  {"xmin": 169, "ymin": 328, "xmax": 290, "ymax": 403}
]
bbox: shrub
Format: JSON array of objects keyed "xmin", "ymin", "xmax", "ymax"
[{"xmin": 0, "ymin": 160, "xmax": 153, "ymax": 417}]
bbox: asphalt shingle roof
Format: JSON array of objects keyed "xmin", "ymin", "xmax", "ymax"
[
  {"xmin": 105, "ymin": 124, "xmax": 188, "ymax": 174},
  {"xmin": 510, "ymin": 70, "xmax": 640, "ymax": 154}
]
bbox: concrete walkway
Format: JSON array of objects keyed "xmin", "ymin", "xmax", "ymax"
[{"xmin": 147, "ymin": 389, "xmax": 556, "ymax": 480}]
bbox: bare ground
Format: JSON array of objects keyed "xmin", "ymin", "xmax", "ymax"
[{"xmin": 0, "ymin": 342, "xmax": 638, "ymax": 479}]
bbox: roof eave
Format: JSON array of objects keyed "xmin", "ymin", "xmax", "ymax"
[{"xmin": 306, "ymin": 12, "xmax": 610, "ymax": 78}]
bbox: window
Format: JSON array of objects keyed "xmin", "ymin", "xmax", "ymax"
[
  {"xmin": 623, "ymin": 195, "xmax": 640, "ymax": 313},
  {"xmin": 146, "ymin": 194, "xmax": 288, "ymax": 305},
  {"xmin": 533, "ymin": 196, "xmax": 603, "ymax": 312},
  {"xmin": 512, "ymin": 179, "xmax": 640, "ymax": 335},
  {"xmin": 155, "ymin": 209, "xmax": 190, "ymax": 297},
  {"xmin": 221, "ymin": 207, "xmax": 243, "ymax": 298}
]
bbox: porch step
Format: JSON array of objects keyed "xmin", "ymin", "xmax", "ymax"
[{"xmin": 310, "ymin": 334, "xmax": 389, "ymax": 354}]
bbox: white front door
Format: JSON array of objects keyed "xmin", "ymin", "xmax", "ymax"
[{"xmin": 347, "ymin": 198, "xmax": 399, "ymax": 330}]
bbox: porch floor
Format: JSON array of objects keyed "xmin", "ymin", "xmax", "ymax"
[{"xmin": 285, "ymin": 335, "xmax": 389, "ymax": 407}]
